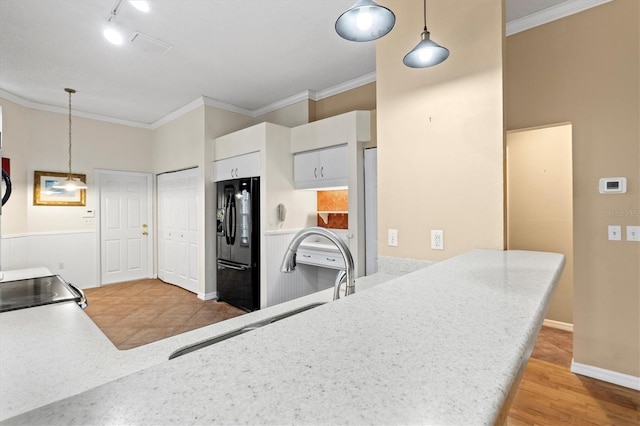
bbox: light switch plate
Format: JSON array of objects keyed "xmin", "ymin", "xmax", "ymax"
[
  {"xmin": 627, "ymin": 226, "xmax": 640, "ymax": 242},
  {"xmin": 608, "ymin": 225, "xmax": 622, "ymax": 241}
]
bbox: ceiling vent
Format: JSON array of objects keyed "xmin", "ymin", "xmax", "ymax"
[{"xmin": 130, "ymin": 32, "xmax": 173, "ymax": 55}]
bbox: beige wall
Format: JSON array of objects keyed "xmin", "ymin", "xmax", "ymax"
[
  {"xmin": 253, "ymin": 100, "xmax": 309, "ymax": 128},
  {"xmin": 377, "ymin": 0, "xmax": 505, "ymax": 260},
  {"xmin": 506, "ymin": 0, "xmax": 639, "ymax": 377},
  {"xmin": 152, "ymin": 106, "xmax": 205, "ymax": 174},
  {"xmin": 312, "ymin": 82, "xmax": 376, "ymax": 122},
  {"xmin": 0, "ymin": 97, "xmax": 153, "ymax": 234},
  {"xmin": 507, "ymin": 124, "xmax": 574, "ymax": 324}
]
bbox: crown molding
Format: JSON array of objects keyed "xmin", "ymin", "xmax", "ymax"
[
  {"xmin": 315, "ymin": 72, "xmax": 376, "ymax": 101},
  {"xmin": 1, "ymin": 71, "xmax": 377, "ymax": 130},
  {"xmin": 0, "ymin": 89, "xmax": 151, "ymax": 129},
  {"xmin": 249, "ymin": 72, "xmax": 376, "ymax": 117},
  {"xmin": 202, "ymin": 96, "xmax": 254, "ymax": 117},
  {"xmin": 251, "ymin": 90, "xmax": 316, "ymax": 118},
  {"xmin": 148, "ymin": 97, "xmax": 205, "ymax": 129},
  {"xmin": 506, "ymin": 0, "xmax": 612, "ymax": 36}
]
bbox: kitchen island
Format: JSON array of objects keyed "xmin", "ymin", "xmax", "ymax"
[{"xmin": 0, "ymin": 249, "xmax": 564, "ymax": 425}]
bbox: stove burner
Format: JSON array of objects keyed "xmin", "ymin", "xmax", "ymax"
[{"xmin": 0, "ymin": 275, "xmax": 85, "ymax": 313}]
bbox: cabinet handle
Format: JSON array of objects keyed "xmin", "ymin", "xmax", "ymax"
[
  {"xmin": 235, "ymin": 168, "xmax": 239, "ymax": 177},
  {"xmin": 320, "ymin": 166, "xmax": 324, "ymax": 178},
  {"xmin": 326, "ymin": 257, "xmax": 336, "ymax": 262},
  {"xmin": 302, "ymin": 254, "xmax": 311, "ymax": 258},
  {"xmin": 314, "ymin": 167, "xmax": 317, "ymax": 178},
  {"xmin": 231, "ymin": 168, "xmax": 234, "ymax": 178}
]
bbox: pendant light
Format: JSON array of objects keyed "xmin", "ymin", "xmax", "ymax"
[
  {"xmin": 53, "ymin": 88, "xmax": 87, "ymax": 191},
  {"xmin": 335, "ymin": 0, "xmax": 396, "ymax": 42},
  {"xmin": 403, "ymin": 0, "xmax": 449, "ymax": 68}
]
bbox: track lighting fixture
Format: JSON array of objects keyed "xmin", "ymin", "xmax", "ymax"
[{"xmin": 103, "ymin": 0, "xmax": 150, "ymax": 45}]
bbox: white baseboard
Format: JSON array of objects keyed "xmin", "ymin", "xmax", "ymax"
[
  {"xmin": 198, "ymin": 291, "xmax": 218, "ymax": 301},
  {"xmin": 571, "ymin": 361, "xmax": 640, "ymax": 391},
  {"xmin": 543, "ymin": 319, "xmax": 574, "ymax": 332}
]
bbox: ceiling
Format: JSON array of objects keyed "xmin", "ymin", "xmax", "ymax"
[{"xmin": 0, "ymin": 0, "xmax": 589, "ymax": 127}]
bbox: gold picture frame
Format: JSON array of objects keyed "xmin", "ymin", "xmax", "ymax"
[{"xmin": 33, "ymin": 170, "xmax": 86, "ymax": 206}]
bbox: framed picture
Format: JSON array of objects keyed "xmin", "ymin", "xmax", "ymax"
[{"xmin": 33, "ymin": 170, "xmax": 86, "ymax": 206}]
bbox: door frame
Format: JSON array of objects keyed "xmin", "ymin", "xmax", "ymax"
[
  {"xmin": 505, "ymin": 123, "xmax": 574, "ymax": 326},
  {"xmin": 364, "ymin": 147, "xmax": 378, "ymax": 275},
  {"xmin": 94, "ymin": 169, "xmax": 154, "ymax": 286}
]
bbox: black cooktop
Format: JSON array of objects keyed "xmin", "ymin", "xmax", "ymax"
[{"xmin": 0, "ymin": 275, "xmax": 82, "ymax": 313}]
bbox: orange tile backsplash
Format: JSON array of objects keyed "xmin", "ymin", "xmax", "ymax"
[
  {"xmin": 317, "ymin": 213, "xmax": 348, "ymax": 229},
  {"xmin": 317, "ymin": 190, "xmax": 348, "ymax": 211},
  {"xmin": 317, "ymin": 190, "xmax": 348, "ymax": 229}
]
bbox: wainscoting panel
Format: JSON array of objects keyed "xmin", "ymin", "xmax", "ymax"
[
  {"xmin": 264, "ymin": 231, "xmax": 319, "ymax": 307},
  {"xmin": 1, "ymin": 231, "xmax": 97, "ymax": 288}
]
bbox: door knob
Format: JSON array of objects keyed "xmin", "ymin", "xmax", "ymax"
[
  {"xmin": 142, "ymin": 224, "xmax": 148, "ymax": 228},
  {"xmin": 142, "ymin": 231, "xmax": 148, "ymax": 236}
]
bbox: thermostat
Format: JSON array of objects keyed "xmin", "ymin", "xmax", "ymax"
[{"xmin": 599, "ymin": 177, "xmax": 626, "ymax": 194}]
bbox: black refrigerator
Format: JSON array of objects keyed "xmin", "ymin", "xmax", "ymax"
[{"xmin": 216, "ymin": 177, "xmax": 260, "ymax": 311}]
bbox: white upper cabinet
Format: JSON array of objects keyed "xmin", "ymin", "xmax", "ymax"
[
  {"xmin": 290, "ymin": 110, "xmax": 371, "ymax": 153},
  {"xmin": 293, "ymin": 145, "xmax": 348, "ymax": 189},
  {"xmin": 213, "ymin": 151, "xmax": 260, "ymax": 182}
]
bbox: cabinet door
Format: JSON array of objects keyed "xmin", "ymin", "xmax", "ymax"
[
  {"xmin": 294, "ymin": 145, "xmax": 348, "ymax": 189},
  {"xmin": 293, "ymin": 150, "xmax": 319, "ymax": 183},
  {"xmin": 318, "ymin": 145, "xmax": 348, "ymax": 181},
  {"xmin": 214, "ymin": 151, "xmax": 260, "ymax": 182}
]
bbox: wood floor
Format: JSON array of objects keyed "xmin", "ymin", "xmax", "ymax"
[
  {"xmin": 508, "ymin": 327, "xmax": 639, "ymax": 425},
  {"xmin": 83, "ymin": 278, "xmax": 246, "ymax": 349},
  {"xmin": 83, "ymin": 279, "xmax": 639, "ymax": 424}
]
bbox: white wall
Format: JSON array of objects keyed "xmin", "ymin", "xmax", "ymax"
[
  {"xmin": 1, "ymin": 231, "xmax": 95, "ymax": 287},
  {"xmin": 0, "ymin": 97, "xmax": 153, "ymax": 286},
  {"xmin": 263, "ymin": 123, "xmax": 316, "ymax": 232}
]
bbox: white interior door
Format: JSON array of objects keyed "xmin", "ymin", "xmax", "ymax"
[
  {"xmin": 157, "ymin": 168, "xmax": 198, "ymax": 293},
  {"xmin": 99, "ymin": 171, "xmax": 152, "ymax": 285}
]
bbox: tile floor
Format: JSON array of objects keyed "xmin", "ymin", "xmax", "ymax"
[{"xmin": 83, "ymin": 279, "xmax": 246, "ymax": 350}]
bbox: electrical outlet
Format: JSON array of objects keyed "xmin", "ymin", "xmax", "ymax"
[
  {"xmin": 431, "ymin": 230, "xmax": 444, "ymax": 250},
  {"xmin": 388, "ymin": 229, "xmax": 398, "ymax": 247},
  {"xmin": 627, "ymin": 226, "xmax": 640, "ymax": 242},
  {"xmin": 608, "ymin": 225, "xmax": 622, "ymax": 241}
]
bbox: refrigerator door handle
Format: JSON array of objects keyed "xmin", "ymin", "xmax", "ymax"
[
  {"xmin": 217, "ymin": 259, "xmax": 248, "ymax": 271},
  {"xmin": 224, "ymin": 192, "xmax": 232, "ymax": 245},
  {"xmin": 229, "ymin": 195, "xmax": 237, "ymax": 245}
]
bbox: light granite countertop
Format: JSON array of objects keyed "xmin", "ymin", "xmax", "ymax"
[
  {"xmin": 0, "ymin": 268, "xmax": 396, "ymax": 422},
  {"xmin": 0, "ymin": 249, "xmax": 564, "ymax": 425}
]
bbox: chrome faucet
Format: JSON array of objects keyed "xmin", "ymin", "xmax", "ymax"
[{"xmin": 280, "ymin": 227, "xmax": 355, "ymax": 300}]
